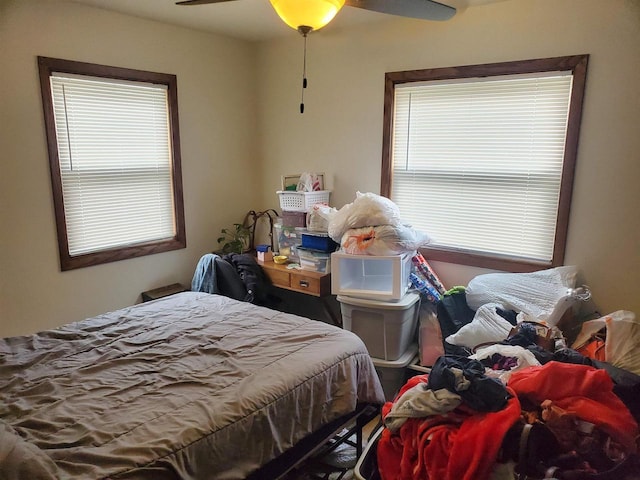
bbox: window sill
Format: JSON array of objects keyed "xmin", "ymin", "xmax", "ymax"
[{"xmin": 420, "ymin": 246, "xmax": 555, "ymax": 273}]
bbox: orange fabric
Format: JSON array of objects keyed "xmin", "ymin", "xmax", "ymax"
[
  {"xmin": 575, "ymin": 335, "xmax": 606, "ymax": 361},
  {"xmin": 508, "ymin": 361, "xmax": 638, "ymax": 452}
]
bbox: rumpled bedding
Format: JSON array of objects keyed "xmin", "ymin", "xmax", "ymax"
[{"xmin": 0, "ymin": 292, "xmax": 384, "ymax": 479}]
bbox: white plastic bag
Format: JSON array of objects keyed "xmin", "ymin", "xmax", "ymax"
[
  {"xmin": 327, "ymin": 192, "xmax": 403, "ymax": 242},
  {"xmin": 572, "ymin": 310, "xmax": 640, "ymax": 375},
  {"xmin": 445, "ymin": 303, "xmax": 513, "ymax": 350},
  {"xmin": 340, "ymin": 224, "xmax": 431, "ymax": 256},
  {"xmin": 296, "ymin": 172, "xmax": 322, "ymax": 192},
  {"xmin": 465, "ymin": 266, "xmax": 589, "ymax": 326},
  {"xmin": 306, "ymin": 204, "xmax": 337, "ymax": 233}
]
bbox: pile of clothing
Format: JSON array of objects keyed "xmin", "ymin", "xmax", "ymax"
[
  {"xmin": 377, "ymin": 357, "xmax": 639, "ymax": 480},
  {"xmin": 375, "ymin": 269, "xmax": 640, "ymax": 480}
]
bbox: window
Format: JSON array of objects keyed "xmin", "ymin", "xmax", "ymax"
[
  {"xmin": 38, "ymin": 57, "xmax": 186, "ymax": 271},
  {"xmin": 381, "ymin": 55, "xmax": 588, "ymax": 272}
]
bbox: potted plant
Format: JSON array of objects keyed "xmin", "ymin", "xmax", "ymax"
[{"xmin": 217, "ymin": 223, "xmax": 251, "ymax": 254}]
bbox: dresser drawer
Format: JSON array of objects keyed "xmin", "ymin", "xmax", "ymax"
[
  {"xmin": 264, "ymin": 268, "xmax": 291, "ymax": 289},
  {"xmin": 289, "ymin": 274, "xmax": 322, "ymax": 295}
]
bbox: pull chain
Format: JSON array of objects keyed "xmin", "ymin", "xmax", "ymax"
[{"xmin": 300, "ymin": 30, "xmax": 308, "ymax": 114}]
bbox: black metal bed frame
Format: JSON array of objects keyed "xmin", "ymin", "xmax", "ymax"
[{"xmin": 246, "ymin": 403, "xmax": 380, "ymax": 480}]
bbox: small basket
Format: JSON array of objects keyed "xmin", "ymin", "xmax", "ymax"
[{"xmin": 276, "ymin": 190, "xmax": 331, "ymax": 212}]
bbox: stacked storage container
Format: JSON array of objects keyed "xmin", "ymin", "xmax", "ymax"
[
  {"xmin": 275, "ymin": 174, "xmax": 334, "ymax": 266},
  {"xmin": 273, "ymin": 223, "xmax": 307, "ymax": 263},
  {"xmin": 332, "ymin": 252, "xmax": 421, "ymax": 401}
]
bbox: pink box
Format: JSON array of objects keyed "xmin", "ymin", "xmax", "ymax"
[{"xmin": 419, "ymin": 306, "xmax": 444, "ymax": 366}]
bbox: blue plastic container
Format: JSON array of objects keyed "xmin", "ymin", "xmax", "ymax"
[{"xmin": 301, "ymin": 233, "xmax": 338, "ymax": 252}]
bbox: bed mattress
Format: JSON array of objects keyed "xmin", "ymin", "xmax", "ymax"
[{"xmin": 0, "ymin": 292, "xmax": 384, "ymax": 479}]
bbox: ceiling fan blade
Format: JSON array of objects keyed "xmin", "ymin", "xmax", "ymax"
[
  {"xmin": 176, "ymin": 0, "xmax": 238, "ymax": 5},
  {"xmin": 345, "ymin": 0, "xmax": 456, "ymax": 21}
]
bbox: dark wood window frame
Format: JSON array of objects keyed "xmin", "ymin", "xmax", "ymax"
[
  {"xmin": 38, "ymin": 56, "xmax": 186, "ymax": 271},
  {"xmin": 381, "ymin": 55, "xmax": 589, "ymax": 272}
]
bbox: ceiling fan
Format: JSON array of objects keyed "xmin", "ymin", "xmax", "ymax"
[
  {"xmin": 175, "ymin": 0, "xmax": 457, "ymax": 28},
  {"xmin": 176, "ymin": 0, "xmax": 456, "ymax": 113}
]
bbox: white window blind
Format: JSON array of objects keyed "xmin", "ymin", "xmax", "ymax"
[
  {"xmin": 391, "ymin": 72, "xmax": 574, "ymax": 262},
  {"xmin": 50, "ymin": 73, "xmax": 176, "ymax": 256}
]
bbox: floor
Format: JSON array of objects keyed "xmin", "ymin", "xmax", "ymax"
[{"xmin": 287, "ymin": 416, "xmax": 381, "ymax": 480}]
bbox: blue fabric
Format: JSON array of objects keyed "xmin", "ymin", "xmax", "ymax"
[{"xmin": 191, "ymin": 253, "xmax": 220, "ymax": 294}]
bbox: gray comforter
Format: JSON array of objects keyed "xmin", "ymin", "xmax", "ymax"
[{"xmin": 0, "ymin": 292, "xmax": 384, "ymax": 479}]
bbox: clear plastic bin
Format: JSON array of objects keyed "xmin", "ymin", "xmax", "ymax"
[
  {"xmin": 331, "ymin": 252, "xmax": 413, "ymax": 301},
  {"xmin": 274, "ymin": 224, "xmax": 307, "ymax": 262},
  {"xmin": 297, "ymin": 247, "xmax": 331, "ymax": 273}
]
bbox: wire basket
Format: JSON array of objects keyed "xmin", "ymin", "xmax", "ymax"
[{"xmin": 276, "ymin": 190, "xmax": 331, "ymax": 212}]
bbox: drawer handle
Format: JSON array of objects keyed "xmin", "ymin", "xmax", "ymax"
[{"xmin": 298, "ymin": 280, "xmax": 309, "ymax": 288}]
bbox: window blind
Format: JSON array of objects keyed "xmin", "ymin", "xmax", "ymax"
[
  {"xmin": 50, "ymin": 73, "xmax": 176, "ymax": 256},
  {"xmin": 391, "ymin": 72, "xmax": 573, "ymax": 262}
]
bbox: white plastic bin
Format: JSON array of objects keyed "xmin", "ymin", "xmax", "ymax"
[
  {"xmin": 338, "ymin": 292, "xmax": 420, "ymax": 361},
  {"xmin": 371, "ymin": 345, "xmax": 418, "ymax": 401},
  {"xmin": 331, "ymin": 252, "xmax": 413, "ymax": 302}
]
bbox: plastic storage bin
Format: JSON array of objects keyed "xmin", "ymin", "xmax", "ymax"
[
  {"xmin": 338, "ymin": 292, "xmax": 420, "ymax": 361},
  {"xmin": 297, "ymin": 247, "xmax": 331, "ymax": 273},
  {"xmin": 276, "ymin": 190, "xmax": 331, "ymax": 212},
  {"xmin": 331, "ymin": 252, "xmax": 413, "ymax": 302},
  {"xmin": 371, "ymin": 344, "xmax": 417, "ymax": 401},
  {"xmin": 301, "ymin": 233, "xmax": 338, "ymax": 252},
  {"xmin": 274, "ymin": 224, "xmax": 307, "ymax": 262}
]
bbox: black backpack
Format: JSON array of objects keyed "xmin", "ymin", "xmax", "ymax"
[{"xmin": 222, "ymin": 253, "xmax": 271, "ymax": 305}]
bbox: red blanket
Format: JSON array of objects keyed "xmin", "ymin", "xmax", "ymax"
[{"xmin": 378, "ymin": 375, "xmax": 521, "ymax": 480}]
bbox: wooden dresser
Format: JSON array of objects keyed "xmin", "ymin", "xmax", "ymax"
[
  {"xmin": 258, "ymin": 260, "xmax": 331, "ymax": 297},
  {"xmin": 257, "ymin": 259, "xmax": 338, "ymax": 325}
]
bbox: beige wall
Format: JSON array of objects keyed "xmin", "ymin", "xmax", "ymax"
[
  {"xmin": 1, "ymin": 0, "xmax": 639, "ymax": 337},
  {"xmin": 256, "ymin": 0, "xmax": 640, "ymax": 319},
  {"xmin": 0, "ymin": 0, "xmax": 259, "ymax": 336}
]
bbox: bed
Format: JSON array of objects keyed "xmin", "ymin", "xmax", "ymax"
[{"xmin": 0, "ymin": 292, "xmax": 385, "ymax": 479}]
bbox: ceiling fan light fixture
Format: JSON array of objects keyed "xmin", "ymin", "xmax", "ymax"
[{"xmin": 269, "ymin": 0, "xmax": 346, "ymax": 32}]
